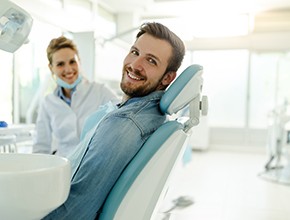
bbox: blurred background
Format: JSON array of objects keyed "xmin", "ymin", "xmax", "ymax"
[{"xmin": 2, "ymin": 0, "xmax": 290, "ymax": 152}]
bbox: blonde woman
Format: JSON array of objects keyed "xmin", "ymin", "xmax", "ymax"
[{"xmin": 33, "ymin": 36, "xmax": 119, "ymax": 157}]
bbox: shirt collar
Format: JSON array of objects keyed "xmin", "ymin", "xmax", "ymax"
[
  {"xmin": 56, "ymin": 86, "xmax": 76, "ymax": 106},
  {"xmin": 117, "ymin": 90, "xmax": 165, "ymax": 108}
]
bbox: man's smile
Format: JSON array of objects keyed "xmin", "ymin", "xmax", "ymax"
[{"xmin": 126, "ymin": 69, "xmax": 145, "ymax": 81}]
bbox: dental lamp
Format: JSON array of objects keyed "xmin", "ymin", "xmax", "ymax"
[{"xmin": 0, "ymin": 0, "xmax": 33, "ymax": 53}]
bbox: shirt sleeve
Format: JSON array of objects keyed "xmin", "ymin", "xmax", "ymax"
[{"xmin": 32, "ymin": 99, "xmax": 52, "ymax": 154}]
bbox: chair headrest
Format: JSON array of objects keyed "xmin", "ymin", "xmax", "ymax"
[{"xmin": 160, "ymin": 64, "xmax": 203, "ymax": 115}]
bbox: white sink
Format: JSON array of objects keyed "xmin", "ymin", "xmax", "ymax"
[{"xmin": 0, "ymin": 153, "xmax": 71, "ymax": 220}]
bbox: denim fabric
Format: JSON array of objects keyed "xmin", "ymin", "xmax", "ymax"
[
  {"xmin": 42, "ymin": 91, "xmax": 166, "ymax": 220},
  {"xmin": 79, "ymin": 101, "xmax": 117, "ymax": 141},
  {"xmin": 68, "ymin": 101, "xmax": 117, "ymax": 180}
]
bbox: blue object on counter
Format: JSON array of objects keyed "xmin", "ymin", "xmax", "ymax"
[{"xmin": 0, "ymin": 121, "xmax": 8, "ymax": 127}]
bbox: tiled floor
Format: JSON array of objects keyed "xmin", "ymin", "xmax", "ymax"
[{"xmin": 153, "ymin": 150, "xmax": 290, "ymax": 220}]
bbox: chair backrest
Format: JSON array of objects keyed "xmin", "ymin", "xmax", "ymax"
[{"xmin": 98, "ymin": 64, "xmax": 206, "ymax": 220}]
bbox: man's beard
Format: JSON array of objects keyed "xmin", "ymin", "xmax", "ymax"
[
  {"xmin": 120, "ymin": 68, "xmax": 163, "ymax": 98},
  {"xmin": 120, "ymin": 81, "xmax": 159, "ymax": 98}
]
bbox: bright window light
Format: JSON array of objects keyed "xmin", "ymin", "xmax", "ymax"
[
  {"xmin": 144, "ymin": 13, "xmax": 250, "ymax": 40},
  {"xmin": 183, "ymin": 14, "xmax": 250, "ymax": 38},
  {"xmin": 39, "ymin": 0, "xmax": 62, "ymax": 9}
]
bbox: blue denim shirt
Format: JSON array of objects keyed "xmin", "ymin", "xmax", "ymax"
[{"xmin": 42, "ymin": 90, "xmax": 166, "ymax": 220}]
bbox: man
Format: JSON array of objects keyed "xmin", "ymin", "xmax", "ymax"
[{"xmin": 43, "ymin": 21, "xmax": 185, "ymax": 220}]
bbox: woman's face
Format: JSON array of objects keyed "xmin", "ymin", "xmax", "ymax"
[{"xmin": 49, "ymin": 48, "xmax": 80, "ymax": 84}]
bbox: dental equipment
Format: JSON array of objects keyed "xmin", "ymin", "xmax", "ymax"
[
  {"xmin": 0, "ymin": 2, "xmax": 71, "ymax": 219},
  {"xmin": 0, "ymin": 0, "xmax": 33, "ymax": 53},
  {"xmin": 0, "ymin": 123, "xmax": 35, "ymax": 153},
  {"xmin": 0, "ymin": 153, "xmax": 71, "ymax": 220},
  {"xmin": 259, "ymin": 100, "xmax": 290, "ymax": 185},
  {"xmin": 0, "ymin": 0, "xmax": 34, "ymax": 152}
]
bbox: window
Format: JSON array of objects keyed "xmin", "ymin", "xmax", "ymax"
[
  {"xmin": 142, "ymin": 13, "xmax": 250, "ymax": 40},
  {"xmin": 249, "ymin": 52, "xmax": 290, "ymax": 128},
  {"xmin": 192, "ymin": 50, "xmax": 249, "ymax": 127}
]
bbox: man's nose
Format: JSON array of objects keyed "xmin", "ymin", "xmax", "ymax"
[{"xmin": 130, "ymin": 57, "xmax": 144, "ymax": 72}]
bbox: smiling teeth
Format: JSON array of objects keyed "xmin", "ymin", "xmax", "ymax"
[{"xmin": 128, "ymin": 72, "xmax": 141, "ymax": 80}]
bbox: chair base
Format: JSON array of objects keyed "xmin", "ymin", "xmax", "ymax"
[{"xmin": 258, "ymin": 163, "xmax": 290, "ymax": 185}]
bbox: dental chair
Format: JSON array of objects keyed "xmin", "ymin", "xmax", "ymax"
[{"xmin": 98, "ymin": 64, "xmax": 208, "ymax": 220}]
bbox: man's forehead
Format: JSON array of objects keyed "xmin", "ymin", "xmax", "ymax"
[{"xmin": 134, "ymin": 34, "xmax": 172, "ymax": 63}]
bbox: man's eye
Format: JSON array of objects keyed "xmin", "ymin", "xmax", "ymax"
[
  {"xmin": 131, "ymin": 50, "xmax": 139, "ymax": 56},
  {"xmin": 148, "ymin": 58, "xmax": 157, "ymax": 65}
]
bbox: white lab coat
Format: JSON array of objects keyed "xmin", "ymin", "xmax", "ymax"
[{"xmin": 33, "ymin": 78, "xmax": 119, "ymax": 157}]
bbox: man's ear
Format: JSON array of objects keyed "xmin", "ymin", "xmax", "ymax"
[{"xmin": 161, "ymin": 71, "xmax": 176, "ymax": 86}]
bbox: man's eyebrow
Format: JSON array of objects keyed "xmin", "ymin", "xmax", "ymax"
[
  {"xmin": 148, "ymin": 53, "xmax": 161, "ymax": 63},
  {"xmin": 130, "ymin": 46, "xmax": 138, "ymax": 51},
  {"xmin": 131, "ymin": 45, "xmax": 161, "ymax": 63}
]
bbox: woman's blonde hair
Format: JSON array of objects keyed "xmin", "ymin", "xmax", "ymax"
[{"xmin": 47, "ymin": 36, "xmax": 79, "ymax": 64}]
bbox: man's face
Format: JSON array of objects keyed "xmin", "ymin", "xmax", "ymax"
[{"xmin": 120, "ymin": 33, "xmax": 174, "ymax": 99}]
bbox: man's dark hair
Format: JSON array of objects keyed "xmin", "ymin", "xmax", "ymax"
[{"xmin": 136, "ymin": 22, "xmax": 185, "ymax": 73}]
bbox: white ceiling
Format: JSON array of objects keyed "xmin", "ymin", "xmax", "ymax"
[
  {"xmin": 10, "ymin": 0, "xmax": 290, "ymax": 34},
  {"xmin": 98, "ymin": 0, "xmax": 290, "ymax": 18},
  {"xmin": 97, "ymin": 0, "xmax": 290, "ymax": 50}
]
